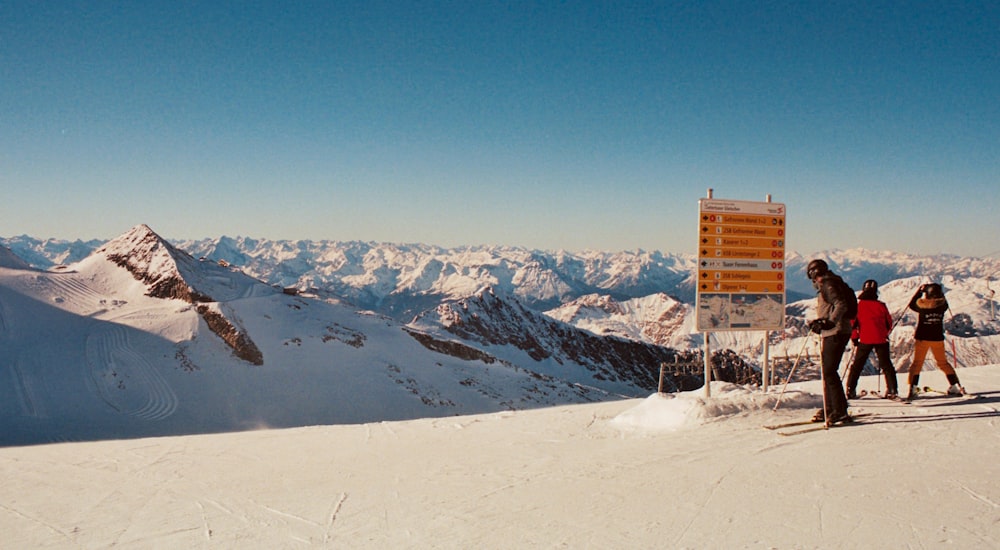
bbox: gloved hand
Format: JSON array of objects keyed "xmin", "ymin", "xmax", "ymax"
[{"xmin": 809, "ymin": 318, "xmax": 835, "ymax": 334}]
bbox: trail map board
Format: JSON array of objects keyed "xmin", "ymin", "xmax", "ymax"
[{"xmin": 696, "ymin": 198, "xmax": 786, "ymax": 331}]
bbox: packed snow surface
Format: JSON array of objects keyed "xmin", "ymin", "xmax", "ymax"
[{"xmin": 3, "ymin": 367, "xmax": 999, "ymax": 548}]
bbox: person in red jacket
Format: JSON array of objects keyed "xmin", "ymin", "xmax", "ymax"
[{"xmin": 844, "ymin": 279, "xmax": 899, "ymax": 399}]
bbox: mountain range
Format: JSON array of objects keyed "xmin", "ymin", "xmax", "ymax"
[{"xmin": 3, "ymin": 225, "xmax": 999, "ymax": 445}]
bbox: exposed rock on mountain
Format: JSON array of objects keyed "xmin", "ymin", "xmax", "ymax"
[
  {"xmin": 196, "ymin": 304, "xmax": 264, "ymax": 365},
  {"xmin": 412, "ymin": 287, "xmax": 703, "ymax": 393},
  {"xmin": 92, "ymin": 224, "xmax": 267, "ymax": 364},
  {"xmin": 95, "ymin": 224, "xmax": 213, "ymax": 302}
]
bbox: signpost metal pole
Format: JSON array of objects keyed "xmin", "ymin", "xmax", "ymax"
[
  {"xmin": 704, "ymin": 335, "xmax": 712, "ymax": 397},
  {"xmin": 762, "ymin": 332, "xmax": 770, "ymax": 391}
]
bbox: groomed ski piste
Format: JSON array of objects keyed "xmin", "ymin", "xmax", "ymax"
[{"xmin": 3, "ymin": 365, "xmax": 999, "ymax": 548}]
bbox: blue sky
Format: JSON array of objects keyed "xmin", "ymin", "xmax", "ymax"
[{"xmin": 2, "ymin": 1, "xmax": 998, "ymax": 256}]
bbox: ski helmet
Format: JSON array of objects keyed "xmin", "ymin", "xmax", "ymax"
[
  {"xmin": 925, "ymin": 283, "xmax": 943, "ymax": 298},
  {"xmin": 806, "ymin": 259, "xmax": 829, "ymax": 280},
  {"xmin": 862, "ymin": 279, "xmax": 878, "ymax": 292}
]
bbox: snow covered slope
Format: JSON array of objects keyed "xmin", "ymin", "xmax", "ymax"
[
  {"xmin": 1, "ymin": 226, "xmax": 680, "ymax": 446},
  {"xmin": 3, "ymin": 367, "xmax": 999, "ymax": 548}
]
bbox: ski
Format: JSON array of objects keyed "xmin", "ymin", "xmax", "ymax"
[
  {"xmin": 919, "ymin": 386, "xmax": 980, "ymax": 399},
  {"xmin": 764, "ymin": 419, "xmax": 815, "ymax": 430},
  {"xmin": 765, "ymin": 412, "xmax": 874, "ymax": 432},
  {"xmin": 777, "ymin": 413, "xmax": 875, "ymax": 436},
  {"xmin": 778, "ymin": 424, "xmax": 834, "ymax": 436},
  {"xmin": 855, "ymin": 389, "xmax": 905, "ymax": 401}
]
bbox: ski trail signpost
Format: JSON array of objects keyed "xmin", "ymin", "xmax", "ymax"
[
  {"xmin": 696, "ymin": 194, "xmax": 786, "ymax": 395},
  {"xmin": 697, "ymin": 197, "xmax": 786, "ymax": 331}
]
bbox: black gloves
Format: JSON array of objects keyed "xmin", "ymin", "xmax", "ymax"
[{"xmin": 809, "ymin": 318, "xmax": 835, "ymax": 334}]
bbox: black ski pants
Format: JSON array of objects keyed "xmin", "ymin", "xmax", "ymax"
[
  {"xmin": 845, "ymin": 342, "xmax": 898, "ymax": 396},
  {"xmin": 821, "ymin": 332, "xmax": 850, "ymax": 417}
]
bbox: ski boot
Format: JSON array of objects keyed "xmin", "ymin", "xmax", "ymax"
[
  {"xmin": 905, "ymin": 384, "xmax": 919, "ymax": 403},
  {"xmin": 947, "ymin": 383, "xmax": 967, "ymax": 396},
  {"xmin": 826, "ymin": 412, "xmax": 853, "ymax": 426}
]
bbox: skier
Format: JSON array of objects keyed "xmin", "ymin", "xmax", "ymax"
[
  {"xmin": 844, "ymin": 279, "xmax": 899, "ymax": 399},
  {"xmin": 905, "ymin": 283, "xmax": 966, "ymax": 401},
  {"xmin": 806, "ymin": 259, "xmax": 856, "ymax": 425}
]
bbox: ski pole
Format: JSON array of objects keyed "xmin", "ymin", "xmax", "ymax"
[
  {"xmin": 875, "ymin": 350, "xmax": 882, "ymax": 395},
  {"xmin": 820, "ymin": 336, "xmax": 829, "ymax": 427},
  {"xmin": 945, "ymin": 306, "xmax": 960, "ymax": 368},
  {"xmin": 891, "ymin": 280, "xmax": 924, "ymax": 330},
  {"xmin": 890, "ymin": 305, "xmax": 908, "ymax": 331},
  {"xmin": 772, "ymin": 331, "xmax": 816, "ymax": 411}
]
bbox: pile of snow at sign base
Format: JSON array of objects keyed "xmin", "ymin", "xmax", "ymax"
[{"xmin": 2, "ymin": 367, "xmax": 999, "ymax": 548}]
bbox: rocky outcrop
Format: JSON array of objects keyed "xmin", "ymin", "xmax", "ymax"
[
  {"xmin": 96, "ymin": 224, "xmax": 263, "ymax": 365},
  {"xmin": 416, "ymin": 288, "xmax": 683, "ymax": 391},
  {"xmin": 404, "ymin": 329, "xmax": 500, "ymax": 364},
  {"xmin": 197, "ymin": 305, "xmax": 263, "ymax": 366},
  {"xmin": 416, "ymin": 287, "xmax": 764, "ymax": 393},
  {"xmin": 98, "ymin": 224, "xmax": 213, "ymax": 302}
]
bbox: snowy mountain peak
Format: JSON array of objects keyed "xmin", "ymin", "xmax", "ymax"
[
  {"xmin": 93, "ymin": 224, "xmax": 210, "ymax": 302},
  {"xmin": 86, "ymin": 224, "xmax": 274, "ymax": 364}
]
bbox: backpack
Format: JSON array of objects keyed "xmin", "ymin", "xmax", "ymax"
[
  {"xmin": 822, "ymin": 273, "xmax": 858, "ymax": 321},
  {"xmin": 839, "ymin": 279, "xmax": 858, "ymax": 320}
]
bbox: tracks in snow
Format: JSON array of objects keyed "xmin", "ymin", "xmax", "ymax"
[
  {"xmin": 85, "ymin": 325, "xmax": 178, "ymax": 421},
  {"xmin": 46, "ymin": 273, "xmax": 111, "ymax": 314},
  {"xmin": 1, "ymin": 356, "xmax": 40, "ymax": 418}
]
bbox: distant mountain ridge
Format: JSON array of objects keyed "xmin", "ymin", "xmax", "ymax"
[
  {"xmin": 6, "ymin": 233, "xmax": 1000, "ymax": 347},
  {"xmin": 9, "ymin": 234, "xmax": 1000, "ymax": 314}
]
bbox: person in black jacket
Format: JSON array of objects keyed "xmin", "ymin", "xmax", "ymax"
[
  {"xmin": 905, "ymin": 282, "xmax": 966, "ymax": 401},
  {"xmin": 805, "ymin": 259, "xmax": 854, "ymax": 425}
]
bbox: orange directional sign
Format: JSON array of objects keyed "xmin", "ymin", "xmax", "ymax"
[
  {"xmin": 700, "ymin": 270, "xmax": 784, "ymax": 282},
  {"xmin": 699, "ymin": 281, "xmax": 784, "ymax": 293},
  {"xmin": 699, "ymin": 247, "xmax": 786, "ymax": 260},
  {"xmin": 700, "ymin": 235, "xmax": 785, "ymax": 249},
  {"xmin": 696, "ymin": 198, "xmax": 786, "ymax": 332},
  {"xmin": 702, "ymin": 225, "xmax": 786, "ymax": 238}
]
